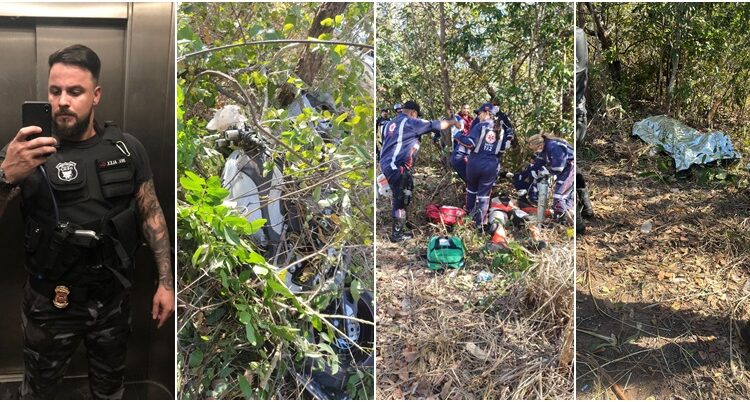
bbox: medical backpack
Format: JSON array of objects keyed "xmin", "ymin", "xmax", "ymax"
[
  {"xmin": 426, "ymin": 236, "xmax": 465, "ymax": 270},
  {"xmin": 425, "ymin": 204, "xmax": 465, "ymax": 226}
]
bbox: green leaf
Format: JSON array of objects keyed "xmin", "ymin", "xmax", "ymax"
[
  {"xmin": 237, "ymin": 373, "xmax": 253, "ymax": 399},
  {"xmin": 320, "ymin": 17, "xmax": 334, "ymax": 27},
  {"xmin": 247, "ymin": 218, "xmax": 267, "ymax": 234},
  {"xmin": 253, "ymin": 265, "xmax": 269, "ymax": 276},
  {"xmin": 180, "ymin": 172, "xmax": 205, "ymax": 192},
  {"xmin": 350, "ymin": 280, "xmax": 362, "ymax": 305},
  {"xmin": 239, "ymin": 311, "xmax": 252, "ymax": 325},
  {"xmin": 245, "ymin": 322, "xmax": 258, "ymax": 346},
  {"xmin": 188, "ymin": 349, "xmax": 204, "ymax": 368},
  {"xmin": 267, "ymin": 277, "xmax": 294, "ymax": 298},
  {"xmin": 247, "ymin": 252, "xmax": 266, "ymax": 264},
  {"xmin": 312, "ymin": 186, "xmax": 321, "ymax": 202},
  {"xmin": 283, "ymin": 23, "xmax": 294, "ymax": 34},
  {"xmin": 238, "ymin": 270, "xmax": 253, "ymax": 282},
  {"xmin": 335, "ymin": 112, "xmax": 349, "ymax": 126},
  {"xmin": 191, "ymin": 244, "xmax": 208, "ymax": 266},
  {"xmin": 333, "ymin": 44, "xmax": 348, "ymax": 57},
  {"xmin": 311, "ymin": 315, "xmax": 323, "ymax": 331},
  {"xmin": 223, "ymin": 226, "xmax": 240, "ymax": 246}
]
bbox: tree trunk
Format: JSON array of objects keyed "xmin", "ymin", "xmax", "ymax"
[
  {"xmin": 464, "ymin": 55, "xmax": 497, "ymax": 100},
  {"xmin": 276, "ymin": 2, "xmax": 349, "ymax": 106},
  {"xmin": 438, "ymin": 3, "xmax": 453, "ymax": 116},
  {"xmin": 666, "ymin": 28, "xmax": 681, "ymax": 115},
  {"xmin": 585, "ymin": 2, "xmax": 621, "ymax": 84}
]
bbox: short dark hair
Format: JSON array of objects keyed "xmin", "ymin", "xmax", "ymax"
[{"xmin": 48, "ymin": 44, "xmax": 101, "ymax": 82}]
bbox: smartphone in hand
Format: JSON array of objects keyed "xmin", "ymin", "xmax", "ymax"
[{"xmin": 22, "ymin": 101, "xmax": 52, "ymax": 140}]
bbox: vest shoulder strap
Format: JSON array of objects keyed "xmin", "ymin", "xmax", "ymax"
[{"xmin": 102, "ymin": 122, "xmax": 133, "ymax": 158}]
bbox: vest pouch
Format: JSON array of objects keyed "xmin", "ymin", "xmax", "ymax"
[
  {"xmin": 24, "ymin": 217, "xmax": 43, "ymax": 254},
  {"xmin": 24, "ymin": 218, "xmax": 85, "ymax": 281},
  {"xmin": 47, "ymin": 159, "xmax": 88, "ymax": 206},
  {"xmin": 96, "ymin": 159, "xmax": 134, "ymax": 199},
  {"xmin": 104, "ymin": 204, "xmax": 140, "ymax": 260}
]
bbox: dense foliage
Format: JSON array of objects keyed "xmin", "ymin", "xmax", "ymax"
[
  {"xmin": 377, "ymin": 2, "xmax": 574, "ymax": 160},
  {"xmin": 579, "ymin": 3, "xmax": 750, "ymax": 147},
  {"xmin": 175, "ymin": 3, "xmax": 374, "ymax": 399}
]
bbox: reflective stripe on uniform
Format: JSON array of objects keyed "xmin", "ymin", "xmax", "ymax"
[
  {"xmin": 390, "ymin": 118, "xmax": 409, "ymax": 171},
  {"xmin": 473, "ymin": 125, "xmax": 488, "ymax": 154}
]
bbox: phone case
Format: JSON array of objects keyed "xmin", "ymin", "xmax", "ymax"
[{"xmin": 22, "ymin": 101, "xmax": 52, "ymax": 140}]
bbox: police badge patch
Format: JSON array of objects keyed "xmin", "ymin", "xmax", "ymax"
[
  {"xmin": 56, "ymin": 161, "xmax": 78, "ymax": 181},
  {"xmin": 53, "ymin": 285, "xmax": 70, "ymax": 308}
]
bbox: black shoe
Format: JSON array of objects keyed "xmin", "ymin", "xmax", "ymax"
[
  {"xmin": 578, "ymin": 188, "xmax": 594, "ymax": 218},
  {"xmin": 576, "ymin": 216, "xmax": 587, "ymax": 235},
  {"xmin": 741, "ymin": 320, "xmax": 750, "ymax": 347},
  {"xmin": 527, "ymin": 239, "xmax": 547, "ymax": 250},
  {"xmin": 389, "ymin": 218, "xmax": 412, "ymax": 243}
]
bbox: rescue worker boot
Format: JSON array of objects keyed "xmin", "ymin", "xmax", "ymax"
[
  {"xmin": 389, "ymin": 217, "xmax": 412, "ymax": 243},
  {"xmin": 578, "ymin": 187, "xmax": 594, "ymax": 218},
  {"xmin": 576, "ymin": 214, "xmax": 586, "ymax": 235},
  {"xmin": 740, "ymin": 320, "xmax": 750, "ymax": 349}
]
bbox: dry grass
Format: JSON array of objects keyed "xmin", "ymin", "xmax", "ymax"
[
  {"xmin": 376, "ymin": 165, "xmax": 574, "ymax": 400},
  {"xmin": 576, "ymin": 112, "xmax": 750, "ymax": 400}
]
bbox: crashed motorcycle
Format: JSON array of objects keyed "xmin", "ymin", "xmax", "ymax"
[{"xmin": 208, "ymin": 102, "xmax": 374, "ymax": 399}]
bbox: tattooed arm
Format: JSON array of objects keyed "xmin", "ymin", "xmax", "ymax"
[{"xmin": 136, "ymin": 179, "xmax": 174, "ymax": 328}]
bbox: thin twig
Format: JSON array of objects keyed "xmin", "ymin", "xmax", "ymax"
[{"xmin": 178, "ymin": 38, "xmax": 374, "ymax": 62}]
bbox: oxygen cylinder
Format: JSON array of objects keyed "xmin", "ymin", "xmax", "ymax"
[{"xmin": 536, "ymin": 179, "xmax": 549, "ymax": 228}]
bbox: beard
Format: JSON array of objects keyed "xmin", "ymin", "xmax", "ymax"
[{"xmin": 53, "ymin": 108, "xmax": 92, "ymax": 140}]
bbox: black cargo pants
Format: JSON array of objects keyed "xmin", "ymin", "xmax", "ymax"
[{"xmin": 20, "ymin": 280, "xmax": 130, "ymax": 400}]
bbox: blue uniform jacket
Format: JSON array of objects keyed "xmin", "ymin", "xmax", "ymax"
[
  {"xmin": 379, "ymin": 114, "xmax": 440, "ymax": 173},
  {"xmin": 465, "ymin": 120, "xmax": 513, "ymax": 160},
  {"xmin": 532, "ymin": 138, "xmax": 574, "ymax": 173}
]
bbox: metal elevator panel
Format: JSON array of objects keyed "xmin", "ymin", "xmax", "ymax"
[
  {"xmin": 0, "ymin": 20, "xmax": 36, "ymax": 377},
  {"xmin": 0, "ymin": 3, "xmax": 175, "ymax": 398},
  {"xmin": 35, "ymin": 19, "xmax": 127, "ymax": 124}
]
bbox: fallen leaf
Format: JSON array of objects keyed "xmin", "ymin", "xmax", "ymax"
[
  {"xmin": 440, "ymin": 379, "xmax": 453, "ymax": 399},
  {"xmin": 402, "ymin": 347, "xmax": 419, "ymax": 363},
  {"xmin": 466, "ymin": 342, "xmax": 490, "ymax": 360}
]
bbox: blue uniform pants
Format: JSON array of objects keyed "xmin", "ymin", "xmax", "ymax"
[
  {"xmin": 552, "ymin": 162, "xmax": 574, "ymax": 213},
  {"xmin": 450, "ymin": 153, "xmax": 468, "ymax": 183},
  {"xmin": 466, "ymin": 156, "xmax": 498, "ymax": 227},
  {"xmin": 382, "ymin": 166, "xmax": 409, "ymax": 218}
]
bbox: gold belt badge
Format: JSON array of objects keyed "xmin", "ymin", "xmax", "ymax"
[{"xmin": 53, "ymin": 286, "xmax": 70, "ymax": 309}]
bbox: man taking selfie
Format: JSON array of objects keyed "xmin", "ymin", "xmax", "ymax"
[{"xmin": 0, "ymin": 44, "xmax": 174, "ymax": 399}]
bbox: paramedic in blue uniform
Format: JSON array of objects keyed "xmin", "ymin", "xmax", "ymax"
[
  {"xmin": 464, "ymin": 103, "xmax": 514, "ymax": 229},
  {"xmin": 450, "ymin": 113, "xmax": 471, "ymax": 183},
  {"xmin": 525, "ymin": 133, "xmax": 575, "ymax": 218},
  {"xmin": 379, "ymin": 100, "xmax": 460, "ymax": 242}
]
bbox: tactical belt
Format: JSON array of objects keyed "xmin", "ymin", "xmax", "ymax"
[{"xmin": 29, "ymin": 265, "xmax": 125, "ymax": 308}]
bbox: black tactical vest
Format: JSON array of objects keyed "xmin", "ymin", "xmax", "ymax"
[{"xmin": 23, "ymin": 122, "xmax": 140, "ymax": 284}]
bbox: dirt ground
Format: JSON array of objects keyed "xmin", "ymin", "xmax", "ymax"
[
  {"xmin": 375, "ymin": 160, "xmax": 574, "ymax": 400},
  {"xmin": 576, "ymin": 117, "xmax": 750, "ymax": 399}
]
